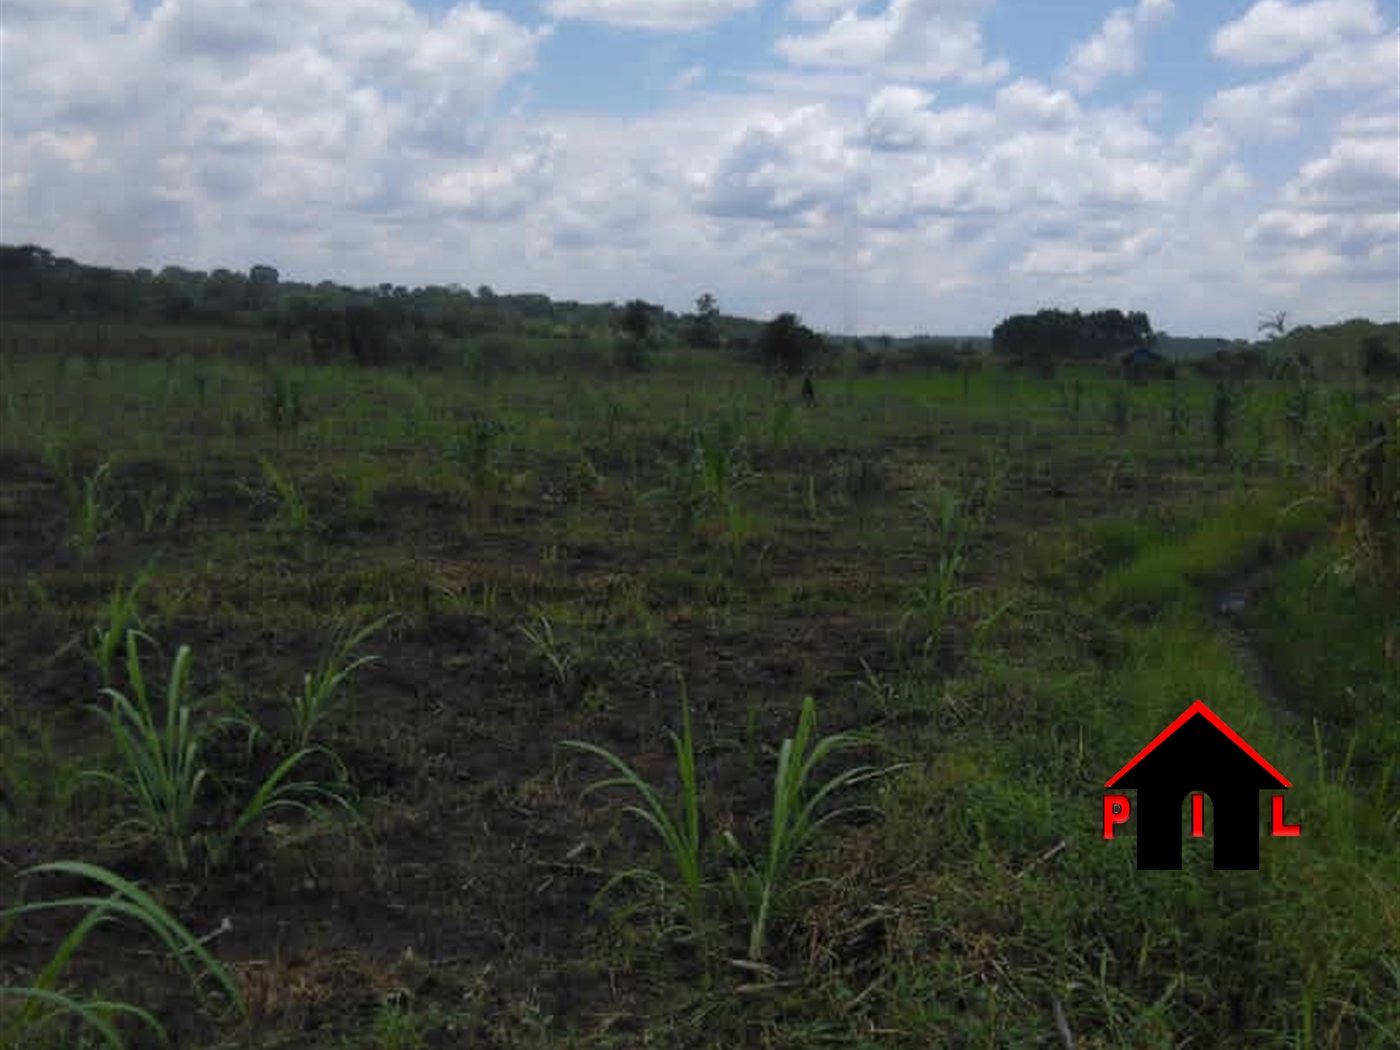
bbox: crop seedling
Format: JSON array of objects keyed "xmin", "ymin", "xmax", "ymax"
[
  {"xmin": 520, "ymin": 614, "xmax": 576, "ymax": 698},
  {"xmin": 0, "ymin": 860, "xmax": 244, "ymax": 1049},
  {"xmin": 135, "ymin": 479, "xmax": 194, "ymax": 535},
  {"xmin": 564, "ymin": 676, "xmax": 705, "ymax": 935},
  {"xmin": 723, "ymin": 696, "xmax": 883, "ymax": 961},
  {"xmin": 450, "ymin": 414, "xmax": 507, "ymax": 523},
  {"xmin": 87, "ymin": 571, "xmax": 152, "ymax": 688},
  {"xmin": 289, "ymin": 612, "xmax": 395, "ymax": 750},
  {"xmin": 258, "ymin": 457, "xmax": 312, "ymax": 534},
  {"xmin": 72, "ymin": 459, "xmax": 119, "ymax": 559},
  {"xmin": 898, "ymin": 550, "xmax": 972, "ymax": 661},
  {"xmin": 86, "ymin": 634, "xmax": 209, "ymax": 871},
  {"xmin": 1109, "ymin": 386, "xmax": 1130, "ymax": 438},
  {"xmin": 89, "ymin": 632, "xmax": 361, "ymax": 873},
  {"xmin": 265, "ymin": 369, "xmax": 306, "ymax": 434}
]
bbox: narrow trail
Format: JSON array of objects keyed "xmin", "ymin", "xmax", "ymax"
[{"xmin": 1213, "ymin": 561, "xmax": 1306, "ymax": 728}]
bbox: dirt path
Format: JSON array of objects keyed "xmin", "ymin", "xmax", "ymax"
[{"xmin": 1214, "ymin": 563, "xmax": 1305, "ymax": 726}]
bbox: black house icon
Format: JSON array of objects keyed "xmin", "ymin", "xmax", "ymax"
[{"xmin": 1106, "ymin": 701, "xmax": 1291, "ymax": 870}]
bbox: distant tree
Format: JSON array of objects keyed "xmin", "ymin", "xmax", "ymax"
[
  {"xmin": 620, "ymin": 299, "xmax": 655, "ymax": 343},
  {"xmin": 758, "ymin": 312, "xmax": 824, "ymax": 375},
  {"xmin": 1258, "ymin": 311, "xmax": 1289, "ymax": 340},
  {"xmin": 992, "ymin": 308, "xmax": 1153, "ymax": 373},
  {"xmin": 1360, "ymin": 334, "xmax": 1400, "ymax": 380},
  {"xmin": 345, "ymin": 303, "xmax": 391, "ymax": 366},
  {"xmin": 687, "ymin": 292, "xmax": 721, "ymax": 348}
]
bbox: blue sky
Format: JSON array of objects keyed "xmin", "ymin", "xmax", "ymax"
[{"xmin": 2, "ymin": 0, "xmax": 1397, "ymax": 337}]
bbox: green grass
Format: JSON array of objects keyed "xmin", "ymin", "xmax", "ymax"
[{"xmin": 1, "ymin": 334, "xmax": 1396, "ymax": 1048}]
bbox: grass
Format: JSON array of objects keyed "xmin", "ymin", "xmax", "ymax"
[{"xmin": 1, "ymin": 336, "xmax": 1396, "ymax": 1048}]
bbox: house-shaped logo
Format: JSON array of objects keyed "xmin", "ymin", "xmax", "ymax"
[{"xmin": 1103, "ymin": 701, "xmax": 1300, "ymax": 870}]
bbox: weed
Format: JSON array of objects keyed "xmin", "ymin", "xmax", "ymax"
[
  {"xmin": 371, "ymin": 999, "xmax": 429, "ymax": 1050},
  {"xmin": 0, "ymin": 860, "xmax": 243, "ymax": 1049}
]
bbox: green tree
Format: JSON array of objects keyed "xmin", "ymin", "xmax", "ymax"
[
  {"xmin": 758, "ymin": 312, "xmax": 824, "ymax": 376},
  {"xmin": 621, "ymin": 299, "xmax": 655, "ymax": 343},
  {"xmin": 687, "ymin": 292, "xmax": 721, "ymax": 348}
]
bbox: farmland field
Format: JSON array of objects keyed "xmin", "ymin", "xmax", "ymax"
[{"xmin": 1, "ymin": 336, "xmax": 1396, "ymax": 1049}]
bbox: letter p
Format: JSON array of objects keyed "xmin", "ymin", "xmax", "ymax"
[{"xmin": 1103, "ymin": 794, "xmax": 1131, "ymax": 839}]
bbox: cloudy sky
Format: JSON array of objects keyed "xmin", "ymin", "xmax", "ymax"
[{"xmin": 2, "ymin": 0, "xmax": 1397, "ymax": 337}]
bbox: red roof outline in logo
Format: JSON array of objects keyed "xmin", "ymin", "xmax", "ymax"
[{"xmin": 1104, "ymin": 700, "xmax": 1292, "ymax": 788}]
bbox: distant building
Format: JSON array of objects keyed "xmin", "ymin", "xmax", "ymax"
[
  {"xmin": 1118, "ymin": 345, "xmax": 1175, "ymax": 382},
  {"xmin": 250, "ymin": 264, "xmax": 280, "ymax": 285}
]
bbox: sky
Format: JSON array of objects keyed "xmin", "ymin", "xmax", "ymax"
[{"xmin": 1, "ymin": 0, "xmax": 1397, "ymax": 339}]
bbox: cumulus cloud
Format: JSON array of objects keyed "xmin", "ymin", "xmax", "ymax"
[
  {"xmin": 1061, "ymin": 0, "xmax": 1176, "ymax": 95},
  {"xmin": 1212, "ymin": 0, "xmax": 1385, "ymax": 66},
  {"xmin": 1, "ymin": 0, "xmax": 1394, "ymax": 337},
  {"xmin": 1206, "ymin": 30, "xmax": 1400, "ymax": 138},
  {"xmin": 776, "ymin": 0, "xmax": 1010, "ymax": 84},
  {"xmin": 544, "ymin": 0, "xmax": 755, "ymax": 30},
  {"xmin": 1247, "ymin": 117, "xmax": 1399, "ymax": 289},
  {"xmin": 0, "ymin": 0, "xmax": 549, "ymax": 265},
  {"xmin": 696, "ymin": 105, "xmax": 865, "ymax": 221}
]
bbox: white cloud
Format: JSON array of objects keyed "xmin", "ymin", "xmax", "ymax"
[
  {"xmin": 1206, "ymin": 30, "xmax": 1400, "ymax": 139},
  {"xmin": 860, "ymin": 85, "xmax": 993, "ymax": 151},
  {"xmin": 544, "ymin": 0, "xmax": 754, "ymax": 30},
  {"xmin": 1282, "ymin": 137, "xmax": 1400, "ymax": 212},
  {"xmin": 785, "ymin": 0, "xmax": 854, "ymax": 22},
  {"xmin": 1061, "ymin": 0, "xmax": 1176, "ymax": 95},
  {"xmin": 696, "ymin": 104, "xmax": 866, "ymax": 221},
  {"xmin": 776, "ymin": 0, "xmax": 1010, "ymax": 84},
  {"xmin": 1, "ymin": 0, "xmax": 1394, "ymax": 339},
  {"xmin": 1212, "ymin": 0, "xmax": 1385, "ymax": 66},
  {"xmin": 670, "ymin": 65, "xmax": 706, "ymax": 91}
]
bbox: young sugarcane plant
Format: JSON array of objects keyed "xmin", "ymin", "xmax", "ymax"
[
  {"xmin": 86, "ymin": 635, "xmax": 208, "ymax": 872},
  {"xmin": 724, "ymin": 696, "xmax": 884, "ymax": 962},
  {"xmin": 0, "ymin": 860, "xmax": 244, "ymax": 1049},
  {"xmin": 288, "ymin": 612, "xmax": 395, "ymax": 750},
  {"xmin": 563, "ymin": 678, "xmax": 704, "ymax": 935}
]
